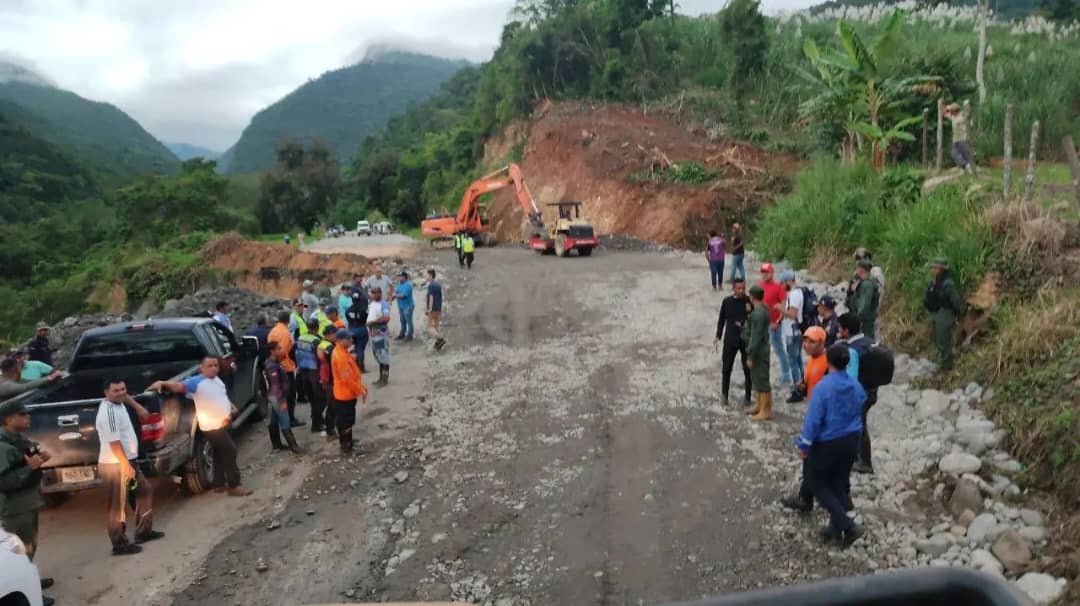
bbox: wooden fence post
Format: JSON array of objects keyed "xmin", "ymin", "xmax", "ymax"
[
  {"xmin": 1022, "ymin": 120, "xmax": 1040, "ymax": 207},
  {"xmin": 1003, "ymin": 104, "xmax": 1013, "ymax": 199},
  {"xmin": 922, "ymin": 108, "xmax": 930, "ymax": 168},
  {"xmin": 936, "ymin": 98, "xmax": 944, "ymax": 174},
  {"xmin": 1063, "ymin": 135, "xmax": 1080, "ymax": 210}
]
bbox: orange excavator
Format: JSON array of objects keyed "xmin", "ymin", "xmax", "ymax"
[{"xmin": 420, "ymin": 163, "xmax": 545, "ymax": 246}]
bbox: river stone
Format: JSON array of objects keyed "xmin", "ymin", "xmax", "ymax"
[
  {"xmin": 1018, "ymin": 526, "xmax": 1048, "ymax": 544},
  {"xmin": 1019, "ymin": 509, "xmax": 1044, "ymax": 527},
  {"xmin": 966, "ymin": 513, "xmax": 998, "ymax": 544},
  {"xmin": 970, "ymin": 549, "xmax": 1004, "ymax": 575},
  {"xmin": 915, "ymin": 534, "xmax": 951, "ymax": 557},
  {"xmin": 940, "ymin": 453, "xmax": 982, "ymax": 475},
  {"xmin": 957, "ymin": 509, "xmax": 977, "ymax": 528},
  {"xmin": 949, "ymin": 479, "xmax": 982, "ymax": 518},
  {"xmin": 1015, "ymin": 572, "xmax": 1066, "ymax": 604},
  {"xmin": 991, "ymin": 529, "xmax": 1033, "ymax": 572}
]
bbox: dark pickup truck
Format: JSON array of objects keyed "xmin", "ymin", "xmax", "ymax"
[{"xmin": 7, "ymin": 318, "xmax": 267, "ymax": 496}]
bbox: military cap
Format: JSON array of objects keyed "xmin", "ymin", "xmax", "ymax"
[
  {"xmin": 0, "ymin": 399, "xmax": 29, "ymax": 418},
  {"xmin": 929, "ymin": 257, "xmax": 950, "ymax": 269},
  {"xmin": 749, "ymin": 285, "xmax": 765, "ymax": 300}
]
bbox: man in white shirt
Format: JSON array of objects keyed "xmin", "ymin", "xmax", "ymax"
[
  {"xmin": 365, "ymin": 266, "xmax": 393, "ymax": 306},
  {"xmin": 149, "ymin": 357, "xmax": 253, "ymax": 497},
  {"xmin": 95, "ymin": 379, "xmax": 164, "ymax": 555},
  {"xmin": 779, "ymin": 271, "xmax": 805, "ymax": 388},
  {"xmin": 212, "ymin": 301, "xmax": 232, "ymax": 332},
  {"xmin": 367, "ymin": 287, "xmax": 392, "ymax": 386}
]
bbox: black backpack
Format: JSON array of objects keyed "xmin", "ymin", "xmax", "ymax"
[
  {"xmin": 858, "ymin": 344, "xmax": 895, "ymax": 388},
  {"xmin": 798, "ymin": 287, "xmax": 819, "ymax": 333}
]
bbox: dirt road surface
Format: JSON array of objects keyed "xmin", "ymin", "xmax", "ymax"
[
  {"xmin": 156, "ymin": 245, "xmax": 873, "ymax": 606},
  {"xmin": 304, "ymin": 233, "xmax": 421, "ymax": 259}
]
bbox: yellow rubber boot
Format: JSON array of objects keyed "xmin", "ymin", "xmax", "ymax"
[
  {"xmin": 745, "ymin": 393, "xmax": 762, "ymax": 416},
  {"xmin": 751, "ymin": 392, "xmax": 773, "ymax": 421}
]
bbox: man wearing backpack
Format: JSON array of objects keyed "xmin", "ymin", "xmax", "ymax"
[
  {"xmin": 838, "ymin": 313, "xmax": 880, "ymax": 475},
  {"xmin": 845, "ymin": 259, "xmax": 880, "ymax": 342},
  {"xmin": 705, "ymin": 231, "xmax": 726, "ymax": 292},
  {"xmin": 923, "ymin": 257, "xmax": 966, "ymax": 371}
]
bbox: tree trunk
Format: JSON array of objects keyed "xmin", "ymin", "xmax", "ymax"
[
  {"xmin": 921, "ymin": 108, "xmax": 929, "ymax": 168},
  {"xmin": 1003, "ymin": 103, "xmax": 1013, "ymax": 199},
  {"xmin": 964, "ymin": 100, "xmax": 978, "ymax": 175},
  {"xmin": 976, "ymin": 0, "xmax": 988, "ymax": 104},
  {"xmin": 935, "ymin": 98, "xmax": 944, "ymax": 174},
  {"xmin": 1022, "ymin": 120, "xmax": 1040, "ymax": 207},
  {"xmin": 1063, "ymin": 135, "xmax": 1080, "ymax": 210}
]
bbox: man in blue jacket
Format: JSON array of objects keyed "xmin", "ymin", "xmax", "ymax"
[{"xmin": 795, "ymin": 344, "xmax": 865, "ymax": 547}]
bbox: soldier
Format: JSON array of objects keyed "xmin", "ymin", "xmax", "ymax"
[
  {"xmin": 0, "ymin": 400, "xmax": 55, "ymax": 605},
  {"xmin": 743, "ymin": 285, "xmax": 773, "ymax": 421},
  {"xmin": 924, "ymin": 257, "xmax": 966, "ymax": 371},
  {"xmin": 845, "ymin": 258, "xmax": 880, "ymax": 343}
]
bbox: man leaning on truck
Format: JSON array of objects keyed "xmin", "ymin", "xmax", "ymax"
[
  {"xmin": 95, "ymin": 379, "xmax": 165, "ymax": 555},
  {"xmin": 149, "ymin": 357, "xmax": 254, "ymax": 497}
]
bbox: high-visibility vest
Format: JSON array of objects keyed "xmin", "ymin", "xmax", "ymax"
[
  {"xmin": 290, "ymin": 311, "xmax": 308, "ymax": 338},
  {"xmin": 312, "ymin": 309, "xmax": 332, "ymax": 337},
  {"xmin": 453, "ymin": 234, "xmax": 462, "ymax": 249},
  {"xmin": 462, "ymin": 237, "xmax": 475, "ymax": 253}
]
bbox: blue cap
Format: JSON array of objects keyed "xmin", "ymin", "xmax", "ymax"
[
  {"xmin": 335, "ymin": 329, "xmax": 351, "ymax": 341},
  {"xmin": 778, "ymin": 270, "xmax": 796, "ymax": 282},
  {"xmin": 326, "ymin": 305, "xmax": 338, "ymax": 314}
]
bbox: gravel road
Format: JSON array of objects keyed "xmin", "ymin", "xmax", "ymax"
[{"xmin": 169, "ymin": 247, "xmax": 868, "ymax": 605}]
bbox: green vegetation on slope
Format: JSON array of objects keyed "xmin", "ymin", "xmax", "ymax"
[
  {"xmin": 225, "ymin": 52, "xmax": 468, "ymax": 175},
  {"xmin": 0, "ymin": 82, "xmax": 178, "ymax": 185}
]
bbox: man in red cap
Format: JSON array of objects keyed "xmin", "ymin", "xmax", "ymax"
[{"xmin": 758, "ymin": 263, "xmax": 790, "ymax": 388}]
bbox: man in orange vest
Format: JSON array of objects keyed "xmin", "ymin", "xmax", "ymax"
[
  {"xmin": 269, "ymin": 311, "xmax": 304, "ymax": 427},
  {"xmin": 330, "ymin": 329, "xmax": 367, "ymax": 454}
]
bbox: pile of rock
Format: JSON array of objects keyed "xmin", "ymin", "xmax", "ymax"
[{"xmin": 598, "ymin": 234, "xmax": 673, "ymax": 253}]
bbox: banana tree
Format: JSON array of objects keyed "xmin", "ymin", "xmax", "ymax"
[
  {"xmin": 851, "ymin": 115, "xmax": 923, "ymax": 169},
  {"xmin": 797, "ymin": 11, "xmax": 938, "ymax": 167}
]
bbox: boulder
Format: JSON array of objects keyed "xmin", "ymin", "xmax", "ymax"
[
  {"xmin": 970, "ymin": 548, "xmax": 1004, "ymax": 576},
  {"xmin": 1019, "ymin": 509, "xmax": 1045, "ymax": 527},
  {"xmin": 966, "ymin": 513, "xmax": 999, "ymax": 544},
  {"xmin": 1018, "ymin": 526, "xmax": 1048, "ymax": 544},
  {"xmin": 917, "ymin": 390, "xmax": 951, "ymax": 419},
  {"xmin": 949, "ymin": 479, "xmax": 982, "ymax": 519},
  {"xmin": 940, "ymin": 453, "xmax": 982, "ymax": 475},
  {"xmin": 915, "ymin": 534, "xmax": 951, "ymax": 557},
  {"xmin": 991, "ymin": 529, "xmax": 1033, "ymax": 573},
  {"xmin": 1015, "ymin": 573, "xmax": 1066, "ymax": 605}
]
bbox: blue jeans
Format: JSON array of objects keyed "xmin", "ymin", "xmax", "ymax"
[
  {"xmin": 708, "ymin": 260, "xmax": 725, "ymax": 288},
  {"xmin": 350, "ymin": 328, "xmax": 368, "ymax": 369},
  {"xmin": 267, "ymin": 400, "xmax": 290, "ymax": 430},
  {"xmin": 397, "ymin": 303, "xmax": 415, "ymax": 338},
  {"xmin": 769, "ymin": 325, "xmax": 791, "ymax": 386},
  {"xmin": 786, "ymin": 333, "xmax": 804, "ymax": 385},
  {"xmin": 730, "ymin": 254, "xmax": 745, "ymax": 282}
]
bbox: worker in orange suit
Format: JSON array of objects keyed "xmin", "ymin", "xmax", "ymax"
[
  {"xmin": 330, "ymin": 329, "xmax": 367, "ymax": 454},
  {"xmin": 269, "ymin": 310, "xmax": 304, "ymax": 428}
]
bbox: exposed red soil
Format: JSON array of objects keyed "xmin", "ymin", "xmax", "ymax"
[
  {"xmin": 486, "ymin": 101, "xmax": 800, "ymax": 248},
  {"xmin": 200, "ymin": 233, "xmax": 373, "ymax": 298}
]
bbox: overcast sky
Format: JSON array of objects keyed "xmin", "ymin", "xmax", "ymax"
[{"xmin": 0, "ymin": 0, "xmax": 814, "ymax": 151}]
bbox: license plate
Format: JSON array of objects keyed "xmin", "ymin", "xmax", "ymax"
[{"xmin": 59, "ymin": 466, "xmax": 95, "ymax": 484}]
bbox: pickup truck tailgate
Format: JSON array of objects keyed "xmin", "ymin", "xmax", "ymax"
[{"xmin": 28, "ymin": 400, "xmax": 111, "ymax": 469}]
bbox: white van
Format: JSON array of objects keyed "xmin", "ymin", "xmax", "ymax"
[{"xmin": 357, "ymin": 220, "xmax": 372, "ymax": 236}]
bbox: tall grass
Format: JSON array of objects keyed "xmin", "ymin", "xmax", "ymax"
[{"xmin": 754, "ymin": 158, "xmax": 996, "ymax": 310}]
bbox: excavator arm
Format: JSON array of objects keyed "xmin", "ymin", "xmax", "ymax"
[{"xmin": 421, "ymin": 163, "xmax": 544, "ymax": 241}]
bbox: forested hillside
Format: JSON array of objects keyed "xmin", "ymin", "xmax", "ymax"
[
  {"xmin": 224, "ymin": 52, "xmax": 468, "ymax": 174},
  {"xmin": 0, "ymin": 81, "xmax": 178, "ymax": 184},
  {"xmin": 167, "ymin": 142, "xmax": 222, "ymax": 161}
]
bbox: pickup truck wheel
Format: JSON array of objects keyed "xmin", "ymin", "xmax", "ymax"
[{"xmin": 182, "ymin": 433, "xmax": 214, "ymax": 494}]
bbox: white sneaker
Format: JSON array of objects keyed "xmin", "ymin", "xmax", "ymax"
[{"xmin": 319, "ymin": 430, "xmax": 327, "ymax": 437}]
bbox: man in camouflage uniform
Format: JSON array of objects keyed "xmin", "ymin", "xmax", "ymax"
[
  {"xmin": 0, "ymin": 399, "xmax": 55, "ymax": 604},
  {"xmin": 846, "ymin": 258, "xmax": 880, "ymax": 343},
  {"xmin": 924, "ymin": 257, "xmax": 966, "ymax": 371},
  {"xmin": 743, "ymin": 285, "xmax": 773, "ymax": 421}
]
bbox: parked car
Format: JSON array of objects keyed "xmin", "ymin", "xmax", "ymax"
[
  {"xmin": 0, "ymin": 527, "xmax": 43, "ymax": 606},
  {"xmin": 357, "ymin": 220, "xmax": 372, "ymax": 236},
  {"xmin": 10, "ymin": 318, "xmax": 266, "ymax": 497}
]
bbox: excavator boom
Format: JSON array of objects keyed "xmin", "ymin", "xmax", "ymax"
[{"xmin": 420, "ymin": 163, "xmax": 544, "ymax": 241}]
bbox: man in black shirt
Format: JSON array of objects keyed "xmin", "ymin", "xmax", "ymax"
[
  {"xmin": 346, "ymin": 287, "xmax": 370, "ymax": 372},
  {"xmin": 715, "ymin": 278, "xmax": 753, "ymax": 407},
  {"xmin": 728, "ymin": 223, "xmax": 746, "ymax": 283},
  {"xmin": 25, "ymin": 322, "xmax": 53, "ymax": 366}
]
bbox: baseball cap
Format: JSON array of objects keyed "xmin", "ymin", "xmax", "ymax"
[
  {"xmin": 292, "ymin": 298, "xmax": 305, "ymax": 307},
  {"xmin": 778, "ymin": 270, "xmax": 796, "ymax": 282},
  {"xmin": 326, "ymin": 305, "xmax": 338, "ymax": 314},
  {"xmin": 35, "ymin": 321, "xmax": 50, "ymax": 330},
  {"xmin": 318, "ymin": 297, "xmax": 329, "ymax": 306},
  {"xmin": 399, "ymin": 271, "xmax": 409, "ymax": 278},
  {"xmin": 0, "ymin": 399, "xmax": 29, "ymax": 418},
  {"xmin": 818, "ymin": 295, "xmax": 837, "ymax": 309},
  {"xmin": 760, "ymin": 263, "xmax": 774, "ymax": 274},
  {"xmin": 803, "ymin": 326, "xmax": 827, "ymax": 343},
  {"xmin": 302, "ymin": 279, "xmax": 314, "ymax": 287},
  {"xmin": 856, "ymin": 259, "xmax": 873, "ymax": 270},
  {"xmin": 334, "ymin": 329, "xmax": 352, "ymax": 341}
]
